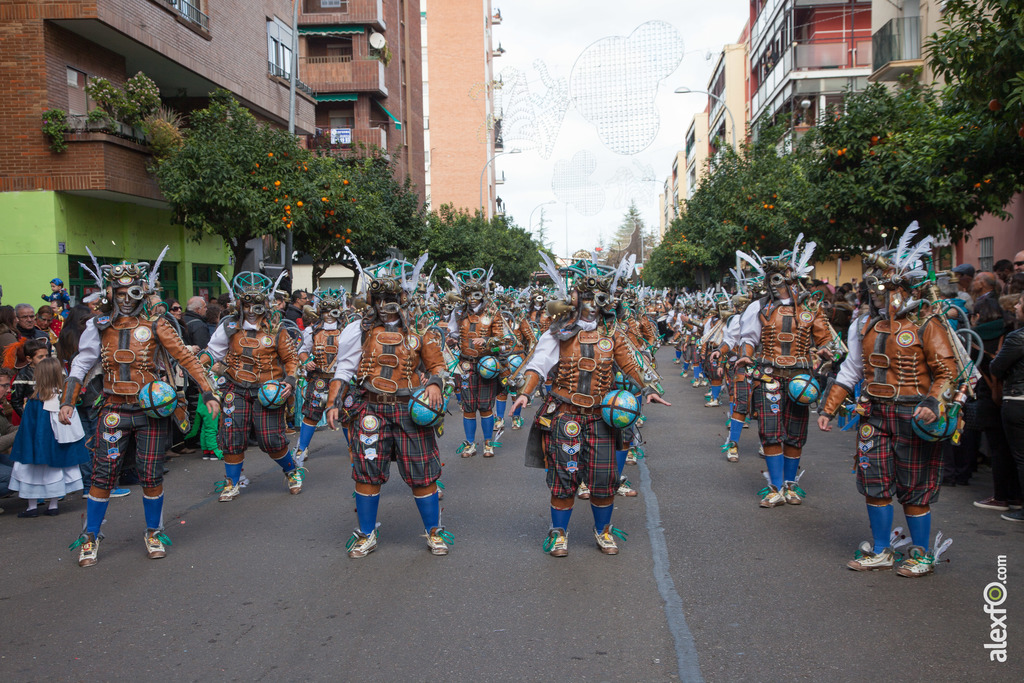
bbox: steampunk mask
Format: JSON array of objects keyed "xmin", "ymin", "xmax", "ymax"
[
  {"xmin": 316, "ymin": 289, "xmax": 345, "ymax": 323},
  {"xmin": 231, "ymin": 272, "xmax": 275, "ymax": 325}
]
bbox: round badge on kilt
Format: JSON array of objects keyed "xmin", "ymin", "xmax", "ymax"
[
  {"xmin": 860, "ymin": 424, "xmax": 874, "ymax": 439},
  {"xmin": 597, "ymin": 338, "xmax": 613, "ymax": 352},
  {"xmin": 224, "ymin": 392, "xmax": 234, "ymax": 403},
  {"xmin": 563, "ymin": 420, "xmax": 581, "ymax": 437},
  {"xmin": 896, "ymin": 331, "xmax": 916, "ymax": 347},
  {"xmin": 343, "ymin": 394, "xmax": 355, "ymax": 408},
  {"xmin": 361, "ymin": 415, "xmax": 379, "ymax": 432},
  {"xmin": 97, "ymin": 315, "xmax": 111, "ymax": 325},
  {"xmin": 315, "ymin": 379, "xmax": 326, "ymax": 389},
  {"xmin": 104, "ymin": 413, "xmax": 120, "ymax": 428},
  {"xmin": 133, "ymin": 326, "xmax": 152, "ymax": 342}
]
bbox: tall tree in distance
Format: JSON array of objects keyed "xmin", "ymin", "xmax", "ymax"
[{"xmin": 606, "ymin": 201, "xmax": 649, "ymax": 266}]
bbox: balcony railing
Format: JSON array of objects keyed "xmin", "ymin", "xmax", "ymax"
[
  {"xmin": 872, "ymin": 16, "xmax": 922, "ymax": 74},
  {"xmin": 307, "ymin": 127, "xmax": 388, "ymax": 153},
  {"xmin": 751, "ymin": 39, "xmax": 872, "ymax": 117},
  {"xmin": 300, "ymin": 57, "xmax": 387, "ymax": 97},
  {"xmin": 268, "ymin": 62, "xmax": 316, "ymax": 97},
  {"xmin": 158, "ymin": 0, "xmax": 210, "ymax": 31},
  {"xmin": 300, "ymin": 0, "xmax": 386, "ymax": 30}
]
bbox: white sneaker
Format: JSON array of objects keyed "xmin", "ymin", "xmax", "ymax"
[
  {"xmin": 75, "ymin": 534, "xmax": 99, "ymax": 567},
  {"xmin": 847, "ymin": 542, "xmax": 895, "ymax": 571},
  {"xmin": 285, "ymin": 467, "xmax": 305, "ymax": 494},
  {"xmin": 218, "ymin": 478, "xmax": 241, "ymax": 502},
  {"xmin": 347, "ymin": 528, "xmax": 379, "ymax": 558},
  {"xmin": 895, "ymin": 546, "xmax": 935, "ymax": 577},
  {"xmin": 616, "ymin": 478, "xmax": 638, "ymax": 497},
  {"xmin": 577, "ymin": 482, "xmax": 591, "ymax": 499},
  {"xmin": 457, "ymin": 441, "xmax": 477, "ymax": 458},
  {"xmin": 759, "ymin": 485, "xmax": 785, "ymax": 508},
  {"xmin": 594, "ymin": 524, "xmax": 621, "ymax": 555},
  {"xmin": 425, "ymin": 526, "xmax": 452, "ymax": 555},
  {"xmin": 544, "ymin": 527, "xmax": 568, "ymax": 557},
  {"xmin": 144, "ymin": 530, "xmax": 169, "ymax": 559}
]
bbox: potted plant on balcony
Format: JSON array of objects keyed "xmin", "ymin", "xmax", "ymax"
[{"xmin": 85, "ymin": 72, "xmax": 161, "ymax": 142}]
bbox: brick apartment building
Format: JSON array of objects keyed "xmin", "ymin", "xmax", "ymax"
[
  {"xmin": 299, "ymin": 0, "xmax": 425, "ymax": 203},
  {"xmin": 420, "ymin": 0, "xmax": 503, "ymax": 215}
]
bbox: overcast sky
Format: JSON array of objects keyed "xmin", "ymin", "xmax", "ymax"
[{"xmin": 485, "ymin": 0, "xmax": 749, "ymax": 258}]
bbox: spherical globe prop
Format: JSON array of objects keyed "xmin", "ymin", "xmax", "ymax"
[
  {"xmin": 408, "ymin": 386, "xmax": 447, "ymax": 427},
  {"xmin": 614, "ymin": 371, "xmax": 628, "ymax": 391},
  {"xmin": 477, "ymin": 355, "xmax": 500, "ymax": 379},
  {"xmin": 138, "ymin": 380, "xmax": 178, "ymax": 419},
  {"xmin": 600, "ymin": 389, "xmax": 642, "ymax": 430},
  {"xmin": 258, "ymin": 380, "xmax": 289, "ymax": 408},
  {"xmin": 787, "ymin": 374, "xmax": 821, "ymax": 405},
  {"xmin": 506, "ymin": 354, "xmax": 524, "ymax": 374},
  {"xmin": 911, "ymin": 403, "xmax": 959, "ymax": 442}
]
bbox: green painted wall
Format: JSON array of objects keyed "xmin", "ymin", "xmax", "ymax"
[{"xmin": 0, "ymin": 191, "xmax": 231, "ymax": 307}]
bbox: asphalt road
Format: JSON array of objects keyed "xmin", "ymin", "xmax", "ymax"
[{"xmin": 2, "ymin": 347, "xmax": 1022, "ymax": 681}]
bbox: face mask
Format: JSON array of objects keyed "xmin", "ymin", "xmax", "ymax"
[{"xmin": 243, "ymin": 303, "xmax": 265, "ymax": 323}]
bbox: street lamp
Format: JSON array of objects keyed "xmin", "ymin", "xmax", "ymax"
[
  {"xmin": 674, "ymin": 87, "xmax": 737, "ymax": 151},
  {"xmin": 479, "ymin": 148, "xmax": 521, "ymax": 219},
  {"xmin": 529, "ymin": 200, "xmax": 557, "ymax": 233}
]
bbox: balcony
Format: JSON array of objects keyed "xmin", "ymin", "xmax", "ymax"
[
  {"xmin": 153, "ymin": 0, "xmax": 210, "ymax": 34},
  {"xmin": 751, "ymin": 39, "xmax": 872, "ymax": 117},
  {"xmin": 307, "ymin": 127, "xmax": 388, "ymax": 154},
  {"xmin": 870, "ymin": 16, "xmax": 923, "ymax": 82},
  {"xmin": 268, "ymin": 62, "xmax": 316, "ymax": 98},
  {"xmin": 300, "ymin": 0, "xmax": 386, "ymax": 31},
  {"xmin": 300, "ymin": 57, "xmax": 387, "ymax": 97}
]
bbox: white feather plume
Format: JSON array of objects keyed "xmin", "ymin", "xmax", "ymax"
[
  {"xmin": 900, "ymin": 235, "xmax": 933, "ymax": 274},
  {"xmin": 538, "ymin": 251, "xmax": 568, "ymax": 300},
  {"xmin": 404, "ymin": 252, "xmax": 429, "ymax": 295},
  {"xmin": 344, "ymin": 246, "xmax": 366, "ymax": 295},
  {"xmin": 895, "ymin": 221, "xmax": 920, "ymax": 269},
  {"xmin": 791, "ymin": 233, "xmax": 804, "ymax": 269},
  {"xmin": 796, "ymin": 240, "xmax": 816, "ymax": 277},
  {"xmin": 148, "ymin": 245, "xmax": 170, "ymax": 290},
  {"xmin": 216, "ymin": 271, "xmax": 235, "ymax": 303},
  {"xmin": 737, "ymin": 250, "xmax": 765, "ymax": 277}
]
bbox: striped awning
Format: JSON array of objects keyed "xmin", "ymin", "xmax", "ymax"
[
  {"xmin": 316, "ymin": 93, "xmax": 359, "ymax": 102},
  {"xmin": 298, "ymin": 26, "xmax": 366, "ymax": 36}
]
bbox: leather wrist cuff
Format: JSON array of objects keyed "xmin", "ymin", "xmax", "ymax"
[
  {"xmin": 283, "ymin": 376, "xmax": 297, "ymax": 391},
  {"xmin": 919, "ymin": 395, "xmax": 940, "ymax": 415},
  {"xmin": 61, "ymin": 377, "xmax": 82, "ymax": 408},
  {"xmin": 201, "ymin": 391, "xmax": 215, "ymax": 404}
]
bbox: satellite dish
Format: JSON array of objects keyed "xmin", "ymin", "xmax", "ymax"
[{"xmin": 369, "ymin": 32, "xmax": 386, "ymax": 49}]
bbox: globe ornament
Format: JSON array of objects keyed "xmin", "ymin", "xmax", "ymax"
[
  {"xmin": 408, "ymin": 386, "xmax": 447, "ymax": 427},
  {"xmin": 600, "ymin": 389, "xmax": 642, "ymax": 430},
  {"xmin": 477, "ymin": 355, "xmax": 500, "ymax": 379},
  {"xmin": 506, "ymin": 354, "xmax": 524, "ymax": 374},
  {"xmin": 138, "ymin": 380, "xmax": 178, "ymax": 419},
  {"xmin": 258, "ymin": 380, "xmax": 289, "ymax": 408},
  {"xmin": 787, "ymin": 373, "xmax": 821, "ymax": 405},
  {"xmin": 911, "ymin": 403, "xmax": 959, "ymax": 442}
]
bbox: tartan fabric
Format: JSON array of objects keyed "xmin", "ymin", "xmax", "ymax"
[
  {"xmin": 731, "ymin": 372, "xmax": 751, "ymax": 415},
  {"xmin": 855, "ymin": 402, "xmax": 943, "ymax": 506},
  {"xmin": 301, "ymin": 374, "xmax": 332, "ymax": 422},
  {"xmin": 92, "ymin": 403, "xmax": 170, "ymax": 490},
  {"xmin": 753, "ymin": 378, "xmax": 809, "ymax": 448},
  {"xmin": 542, "ymin": 411, "xmax": 618, "ymax": 499},
  {"xmin": 459, "ymin": 362, "xmax": 500, "ymax": 413},
  {"xmin": 349, "ymin": 397, "xmax": 440, "ymax": 487},
  {"xmin": 217, "ymin": 380, "xmax": 289, "ymax": 455}
]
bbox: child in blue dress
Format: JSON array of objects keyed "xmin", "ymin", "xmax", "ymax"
[{"xmin": 10, "ymin": 357, "xmax": 89, "ymax": 517}]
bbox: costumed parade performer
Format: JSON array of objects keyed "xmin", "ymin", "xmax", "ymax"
[{"xmin": 293, "ymin": 288, "xmax": 347, "ymax": 466}]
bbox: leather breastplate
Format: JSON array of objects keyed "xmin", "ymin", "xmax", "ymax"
[
  {"xmin": 225, "ymin": 328, "xmax": 285, "ymax": 386},
  {"xmin": 551, "ymin": 329, "xmax": 617, "ymax": 408},
  {"xmin": 861, "ymin": 319, "xmax": 934, "ymax": 402},
  {"xmin": 356, "ymin": 327, "xmax": 423, "ymax": 394},
  {"xmin": 757, "ymin": 304, "xmax": 814, "ymax": 369},
  {"xmin": 527, "ymin": 309, "xmax": 551, "ymax": 333},
  {"xmin": 312, "ymin": 327, "xmax": 341, "ymax": 373},
  {"xmin": 459, "ymin": 311, "xmax": 497, "ymax": 359},
  {"xmin": 99, "ymin": 317, "xmax": 161, "ymax": 396}
]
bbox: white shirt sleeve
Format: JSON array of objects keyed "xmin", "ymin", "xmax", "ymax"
[
  {"xmin": 205, "ymin": 321, "xmax": 230, "ymax": 362},
  {"xmin": 68, "ymin": 318, "xmax": 100, "ymax": 382},
  {"xmin": 833, "ymin": 314, "xmax": 866, "ymax": 390},
  {"xmin": 447, "ymin": 310, "xmax": 460, "ymax": 339},
  {"xmin": 331, "ymin": 320, "xmax": 365, "ymax": 383},
  {"xmin": 299, "ymin": 327, "xmax": 313, "ymax": 356},
  {"xmin": 737, "ymin": 299, "xmax": 763, "ymax": 353},
  {"xmin": 722, "ymin": 316, "xmax": 741, "ymax": 350},
  {"xmin": 523, "ymin": 329, "xmax": 560, "ymax": 379}
]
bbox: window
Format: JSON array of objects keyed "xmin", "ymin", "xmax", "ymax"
[
  {"xmin": 192, "ymin": 264, "xmax": 222, "ymax": 301},
  {"xmin": 326, "ymin": 38, "xmax": 354, "ymax": 60},
  {"xmin": 321, "ymin": 0, "xmax": 344, "ymax": 7},
  {"xmin": 67, "ymin": 67, "xmax": 88, "ymax": 115},
  {"xmin": 979, "ymin": 236, "xmax": 994, "ymax": 272},
  {"xmin": 329, "ymin": 108, "xmax": 355, "ymax": 129},
  {"xmin": 267, "ymin": 18, "xmax": 294, "ymax": 79}
]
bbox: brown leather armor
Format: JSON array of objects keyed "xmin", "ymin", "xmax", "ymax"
[
  {"xmin": 223, "ymin": 324, "xmax": 298, "ymax": 387},
  {"xmin": 98, "ymin": 315, "xmax": 213, "ymax": 399},
  {"xmin": 457, "ymin": 306, "xmax": 504, "ymax": 359},
  {"xmin": 822, "ymin": 316, "xmax": 958, "ymax": 415},
  {"xmin": 526, "ymin": 308, "xmax": 551, "ymax": 334},
  {"xmin": 639, "ymin": 315, "xmax": 659, "ymax": 346},
  {"xmin": 756, "ymin": 302, "xmax": 832, "ymax": 373},
  {"xmin": 522, "ymin": 329, "xmax": 643, "ymax": 409},
  {"xmin": 310, "ymin": 325, "xmax": 342, "ymax": 373},
  {"xmin": 354, "ymin": 327, "xmax": 446, "ymax": 394}
]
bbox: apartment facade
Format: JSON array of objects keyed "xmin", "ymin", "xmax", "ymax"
[
  {"xmin": 749, "ymin": 0, "xmax": 872, "ymax": 130},
  {"xmin": 420, "ymin": 0, "xmax": 502, "ymax": 215},
  {"xmin": 298, "ymin": 0, "xmax": 425, "ymax": 201},
  {"xmin": 0, "ymin": 0, "xmax": 316, "ymax": 304}
]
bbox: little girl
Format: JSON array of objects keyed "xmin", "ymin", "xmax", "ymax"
[{"xmin": 9, "ymin": 357, "xmax": 89, "ymax": 517}]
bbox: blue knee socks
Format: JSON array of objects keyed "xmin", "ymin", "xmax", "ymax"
[
  {"xmin": 225, "ymin": 461, "xmax": 243, "ymax": 485},
  {"xmin": 783, "ymin": 456, "xmax": 800, "ymax": 482},
  {"xmin": 711, "ymin": 385, "xmax": 722, "ymax": 400},
  {"xmin": 728, "ymin": 419, "xmax": 744, "ymax": 443},
  {"xmin": 591, "ymin": 502, "xmax": 613, "ymax": 531},
  {"xmin": 273, "ymin": 451, "xmax": 297, "ymax": 473},
  {"xmin": 551, "ymin": 505, "xmax": 572, "ymax": 530},
  {"xmin": 616, "ymin": 450, "xmax": 628, "ymax": 477},
  {"xmin": 463, "ymin": 417, "xmax": 477, "ymax": 442},
  {"xmin": 683, "ymin": 362, "xmax": 690, "ymax": 371},
  {"xmin": 765, "ymin": 453, "xmax": 784, "ymax": 488},
  {"xmin": 142, "ymin": 493, "xmax": 164, "ymax": 530},
  {"xmin": 905, "ymin": 511, "xmax": 931, "ymax": 550},
  {"xmin": 675, "ymin": 349, "xmax": 682, "ymax": 360},
  {"xmin": 481, "ymin": 415, "xmax": 495, "ymax": 440},
  {"xmin": 866, "ymin": 503, "xmax": 894, "ymax": 553},
  {"xmin": 495, "ymin": 399, "xmax": 506, "ymax": 420},
  {"xmin": 84, "ymin": 495, "xmax": 109, "ymax": 537},
  {"xmin": 414, "ymin": 490, "xmax": 441, "ymax": 531},
  {"xmin": 298, "ymin": 422, "xmax": 317, "ymax": 451},
  {"xmin": 355, "ymin": 492, "xmax": 380, "ymax": 534},
  {"xmin": 512, "ymin": 405, "xmax": 522, "ymax": 417},
  {"xmin": 342, "ymin": 427, "xmax": 349, "ymax": 444}
]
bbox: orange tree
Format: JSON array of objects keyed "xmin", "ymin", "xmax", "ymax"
[{"xmin": 155, "ymin": 90, "xmax": 308, "ymax": 269}]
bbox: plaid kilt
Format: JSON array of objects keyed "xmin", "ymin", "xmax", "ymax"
[
  {"xmin": 218, "ymin": 380, "xmax": 289, "ymax": 455},
  {"xmin": 301, "ymin": 374, "xmax": 332, "ymax": 423},
  {"xmin": 753, "ymin": 378, "xmax": 809, "ymax": 448},
  {"xmin": 459, "ymin": 360, "xmax": 500, "ymax": 413},
  {"xmin": 731, "ymin": 371, "xmax": 751, "ymax": 415},
  {"xmin": 92, "ymin": 403, "xmax": 170, "ymax": 490},
  {"xmin": 542, "ymin": 411, "xmax": 618, "ymax": 499},
  {"xmin": 349, "ymin": 396, "xmax": 440, "ymax": 487},
  {"xmin": 855, "ymin": 403, "xmax": 943, "ymax": 506}
]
